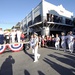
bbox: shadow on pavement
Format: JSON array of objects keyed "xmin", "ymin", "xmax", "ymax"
[
  {"xmin": 54, "ymin": 52, "xmax": 75, "ymax": 62},
  {"xmin": 43, "ymin": 58, "xmax": 75, "ymax": 75},
  {"xmin": 24, "ymin": 70, "xmax": 30, "ymax": 75},
  {"xmin": 38, "ymin": 71, "xmax": 45, "ymax": 75},
  {"xmin": 23, "ymin": 44, "xmax": 34, "ymax": 61},
  {"xmin": 48, "ymin": 54, "xmax": 75, "ymax": 68},
  {"xmin": 0, "ymin": 55, "xmax": 15, "ymax": 75}
]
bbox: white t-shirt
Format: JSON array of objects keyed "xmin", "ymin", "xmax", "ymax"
[
  {"xmin": 34, "ymin": 37, "xmax": 38, "ymax": 48},
  {"xmin": 30, "ymin": 38, "xmax": 34, "ymax": 48},
  {"xmin": 67, "ymin": 35, "xmax": 74, "ymax": 43},
  {"xmin": 11, "ymin": 31, "xmax": 16, "ymax": 37},
  {"xmin": 55, "ymin": 37, "xmax": 60, "ymax": 42},
  {"xmin": 32, "ymin": 37, "xmax": 38, "ymax": 48},
  {"xmin": 16, "ymin": 31, "xmax": 22, "ymax": 36},
  {"xmin": 61, "ymin": 36, "xmax": 66, "ymax": 42},
  {"xmin": 0, "ymin": 30, "xmax": 4, "ymax": 35}
]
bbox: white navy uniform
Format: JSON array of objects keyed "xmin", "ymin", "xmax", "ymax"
[
  {"xmin": 30, "ymin": 37, "xmax": 34, "ymax": 54},
  {"xmin": 11, "ymin": 31, "xmax": 16, "ymax": 43},
  {"xmin": 67, "ymin": 34, "xmax": 74, "ymax": 53},
  {"xmin": 61, "ymin": 36, "xmax": 66, "ymax": 52},
  {"xmin": 55, "ymin": 37, "xmax": 60, "ymax": 50},
  {"xmin": 73, "ymin": 35, "xmax": 75, "ymax": 52},
  {"xmin": 33, "ymin": 36, "xmax": 40, "ymax": 62},
  {"xmin": 16, "ymin": 30, "xmax": 21, "ymax": 42}
]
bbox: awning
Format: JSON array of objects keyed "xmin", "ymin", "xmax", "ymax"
[
  {"xmin": 29, "ymin": 21, "xmax": 42, "ymax": 27},
  {"xmin": 47, "ymin": 21, "xmax": 74, "ymax": 27}
]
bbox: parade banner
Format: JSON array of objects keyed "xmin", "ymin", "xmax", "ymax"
[
  {"xmin": 0, "ymin": 42, "xmax": 29, "ymax": 54},
  {"xmin": 0, "ymin": 45, "xmax": 7, "ymax": 54},
  {"xmin": 8, "ymin": 43, "xmax": 23, "ymax": 52}
]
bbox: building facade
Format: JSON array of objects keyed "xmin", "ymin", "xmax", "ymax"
[{"xmin": 19, "ymin": 0, "xmax": 74, "ymax": 36}]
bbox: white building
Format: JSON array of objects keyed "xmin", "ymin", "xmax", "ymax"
[{"xmin": 20, "ymin": 0, "xmax": 74, "ymax": 36}]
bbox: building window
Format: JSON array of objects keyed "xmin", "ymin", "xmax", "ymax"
[
  {"xmin": 65, "ymin": 18, "xmax": 72, "ymax": 25},
  {"xmin": 47, "ymin": 13, "xmax": 54, "ymax": 22},
  {"xmin": 47, "ymin": 13, "xmax": 63, "ymax": 23},
  {"xmin": 34, "ymin": 15, "xmax": 41, "ymax": 23},
  {"xmin": 28, "ymin": 20, "xmax": 32, "ymax": 26}
]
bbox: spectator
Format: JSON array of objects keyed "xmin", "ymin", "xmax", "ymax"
[
  {"xmin": 21, "ymin": 32, "xmax": 25, "ymax": 42},
  {"xmin": 52, "ymin": 34, "xmax": 55, "ymax": 47},
  {"xmin": 0, "ymin": 28, "xmax": 4, "ymax": 44},
  {"xmin": 38, "ymin": 35, "xmax": 42, "ymax": 47},
  {"xmin": 4, "ymin": 30, "xmax": 10, "ymax": 44},
  {"xmin": 55, "ymin": 34, "xmax": 60, "ymax": 50},
  {"xmin": 41, "ymin": 35, "xmax": 45, "ymax": 47},
  {"xmin": 48, "ymin": 35, "xmax": 52, "ymax": 47}
]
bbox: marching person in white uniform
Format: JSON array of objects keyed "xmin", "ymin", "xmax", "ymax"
[
  {"xmin": 33, "ymin": 32, "xmax": 40, "ymax": 62},
  {"xmin": 55, "ymin": 34, "xmax": 60, "ymax": 50},
  {"xmin": 67, "ymin": 31, "xmax": 74, "ymax": 53},
  {"xmin": 73, "ymin": 36, "xmax": 75, "ymax": 52},
  {"xmin": 30, "ymin": 34, "xmax": 34, "ymax": 54},
  {"xmin": 11, "ymin": 30, "xmax": 16, "ymax": 43},
  {"xmin": 61, "ymin": 32, "xmax": 66, "ymax": 52},
  {"xmin": 16, "ymin": 29, "xmax": 22, "ymax": 43}
]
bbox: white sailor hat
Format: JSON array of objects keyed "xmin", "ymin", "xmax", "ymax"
[{"xmin": 33, "ymin": 32, "xmax": 38, "ymax": 35}]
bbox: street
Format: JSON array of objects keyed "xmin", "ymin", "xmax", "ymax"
[{"xmin": 0, "ymin": 47, "xmax": 75, "ymax": 75}]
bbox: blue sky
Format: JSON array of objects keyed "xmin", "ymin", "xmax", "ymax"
[{"xmin": 0, "ymin": 0, "xmax": 75, "ymax": 30}]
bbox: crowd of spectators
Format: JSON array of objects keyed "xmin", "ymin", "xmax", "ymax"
[
  {"xmin": 0, "ymin": 28, "xmax": 25, "ymax": 44},
  {"xmin": 38, "ymin": 31, "xmax": 75, "ymax": 53}
]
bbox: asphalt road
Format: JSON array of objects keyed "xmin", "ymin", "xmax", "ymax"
[{"xmin": 0, "ymin": 47, "xmax": 75, "ymax": 75}]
